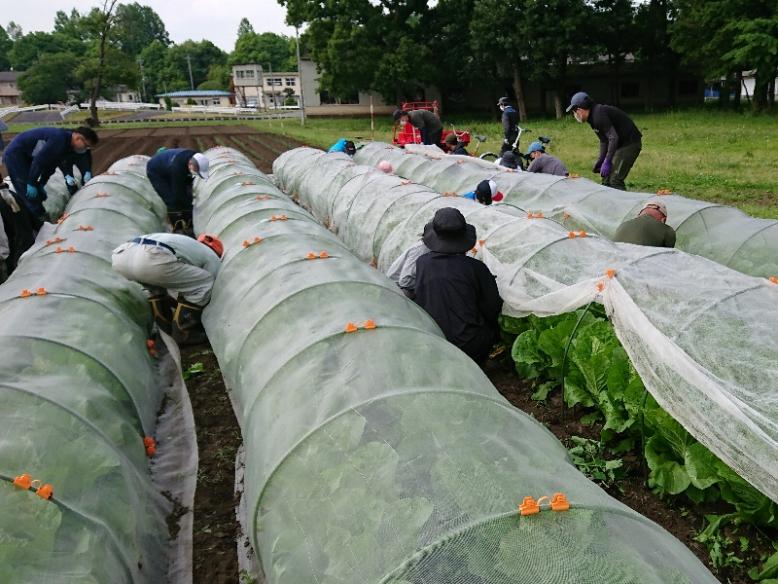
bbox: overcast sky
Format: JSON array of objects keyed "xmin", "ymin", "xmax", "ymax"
[{"xmin": 3, "ymin": 0, "xmax": 296, "ymax": 52}]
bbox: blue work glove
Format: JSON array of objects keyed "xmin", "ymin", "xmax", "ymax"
[
  {"xmin": 25, "ymin": 184, "xmax": 38, "ymax": 200},
  {"xmin": 65, "ymin": 175, "xmax": 76, "ymax": 187},
  {"xmin": 600, "ymin": 159, "xmax": 612, "ymax": 178},
  {"xmin": 83, "ymin": 171, "xmax": 92, "ymax": 183}
]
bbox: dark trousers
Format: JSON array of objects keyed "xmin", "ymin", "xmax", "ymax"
[
  {"xmin": 460, "ymin": 325, "xmax": 500, "ymax": 364},
  {"xmin": 604, "ymin": 140, "xmax": 642, "ymax": 191},
  {"xmin": 424, "ymin": 128, "xmax": 444, "ymax": 150},
  {"xmin": 2, "ymin": 151, "xmax": 42, "ymax": 269}
]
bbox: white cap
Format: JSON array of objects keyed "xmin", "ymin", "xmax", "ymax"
[{"xmin": 191, "ymin": 153, "xmax": 210, "ymax": 180}]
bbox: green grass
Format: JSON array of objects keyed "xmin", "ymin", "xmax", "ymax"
[{"xmin": 247, "ymin": 110, "xmax": 778, "ymax": 219}]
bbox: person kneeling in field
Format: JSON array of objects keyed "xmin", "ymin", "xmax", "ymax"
[
  {"xmin": 112, "ymin": 233, "xmax": 224, "ymax": 345},
  {"xmin": 526, "ymin": 141, "xmax": 569, "ymax": 176},
  {"xmin": 444, "ymin": 133, "xmax": 469, "ymax": 156},
  {"xmin": 462, "ymin": 179, "xmax": 504, "ymax": 205},
  {"xmin": 614, "ymin": 200, "xmax": 676, "ymax": 248},
  {"xmin": 413, "ymin": 207, "xmax": 503, "ymax": 363},
  {"xmin": 146, "ymin": 148, "xmax": 210, "ymax": 234}
]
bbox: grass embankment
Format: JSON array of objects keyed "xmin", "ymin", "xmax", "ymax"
[{"xmin": 248, "ymin": 111, "xmax": 778, "ymax": 219}]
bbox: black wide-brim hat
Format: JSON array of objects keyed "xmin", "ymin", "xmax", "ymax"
[{"xmin": 422, "ymin": 207, "xmax": 477, "ymax": 254}]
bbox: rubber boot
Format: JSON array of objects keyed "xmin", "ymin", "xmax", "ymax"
[
  {"xmin": 148, "ymin": 293, "xmax": 174, "ymax": 335},
  {"xmin": 172, "ymin": 300, "xmax": 208, "ymax": 346}
]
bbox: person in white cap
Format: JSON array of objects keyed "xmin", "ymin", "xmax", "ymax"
[
  {"xmin": 146, "ymin": 148, "xmax": 210, "ymax": 234},
  {"xmin": 613, "ymin": 200, "xmax": 676, "ymax": 248}
]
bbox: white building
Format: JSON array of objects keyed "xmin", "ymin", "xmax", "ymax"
[
  {"xmin": 0, "ymin": 72, "xmax": 22, "ymax": 106},
  {"xmin": 156, "ymin": 90, "xmax": 233, "ymax": 108},
  {"xmin": 232, "ymin": 64, "xmax": 300, "ymax": 109}
]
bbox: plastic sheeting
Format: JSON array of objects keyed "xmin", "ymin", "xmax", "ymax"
[
  {"xmin": 273, "ymin": 146, "xmax": 778, "ymax": 507},
  {"xmin": 353, "ymin": 141, "xmax": 778, "ymax": 279},
  {"xmin": 196, "ymin": 146, "xmax": 716, "ymax": 584},
  {"xmin": 0, "ymin": 158, "xmax": 182, "ymax": 583}
]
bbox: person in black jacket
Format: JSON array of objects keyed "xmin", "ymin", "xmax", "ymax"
[
  {"xmin": 498, "ymin": 97, "xmax": 519, "ymax": 152},
  {"xmin": 566, "ymin": 92, "xmax": 642, "ymax": 190},
  {"xmin": 146, "ymin": 148, "xmax": 210, "ymax": 233},
  {"xmin": 413, "ymin": 207, "xmax": 503, "ymax": 363}
]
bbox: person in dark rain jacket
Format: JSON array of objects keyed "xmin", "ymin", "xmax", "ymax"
[
  {"xmin": 146, "ymin": 148, "xmax": 210, "ymax": 233},
  {"xmin": 413, "ymin": 207, "xmax": 503, "ymax": 363},
  {"xmin": 2, "ymin": 126, "xmax": 98, "ymax": 268}
]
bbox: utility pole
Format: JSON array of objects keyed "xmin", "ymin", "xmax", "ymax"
[
  {"xmin": 138, "ymin": 57, "xmax": 146, "ymax": 103},
  {"xmin": 186, "ymin": 54, "xmax": 194, "ymax": 90},
  {"xmin": 296, "ymin": 27, "xmax": 305, "ymax": 126}
]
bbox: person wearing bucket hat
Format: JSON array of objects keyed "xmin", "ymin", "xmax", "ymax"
[
  {"xmin": 414, "ymin": 208, "xmax": 503, "ymax": 363},
  {"xmin": 462, "ymin": 179, "xmax": 504, "ymax": 205},
  {"xmin": 526, "ymin": 141, "xmax": 569, "ymax": 176},
  {"xmin": 387, "ymin": 221, "xmax": 432, "ymax": 299},
  {"xmin": 444, "ymin": 133, "xmax": 469, "ymax": 156},
  {"xmin": 566, "ymin": 91, "xmax": 642, "ymax": 191},
  {"xmin": 614, "ymin": 199, "xmax": 676, "ymax": 248},
  {"xmin": 146, "ymin": 148, "xmax": 210, "ymax": 234},
  {"xmin": 497, "ymin": 150, "xmax": 519, "ymax": 170}
]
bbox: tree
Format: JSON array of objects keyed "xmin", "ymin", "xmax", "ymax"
[
  {"xmin": 197, "ymin": 63, "xmax": 231, "ymax": 90},
  {"xmin": 138, "ymin": 39, "xmax": 170, "ymax": 97},
  {"xmin": 114, "ymin": 3, "xmax": 170, "ymax": 58},
  {"xmin": 470, "ymin": 0, "xmax": 530, "ymax": 120},
  {"xmin": 721, "ymin": 16, "xmax": 778, "ymax": 109},
  {"xmin": 237, "ymin": 17, "xmax": 255, "ymax": 39},
  {"xmin": 0, "ymin": 26, "xmax": 11, "ymax": 70},
  {"xmin": 165, "ymin": 40, "xmax": 228, "ymax": 90},
  {"xmin": 635, "ymin": 0, "xmax": 681, "ymax": 110},
  {"xmin": 523, "ymin": 0, "xmax": 595, "ymax": 118},
  {"xmin": 54, "ymin": 9, "xmax": 87, "ymax": 42},
  {"xmin": 8, "ymin": 31, "xmax": 84, "ymax": 70},
  {"xmin": 230, "ymin": 31, "xmax": 296, "ymax": 71},
  {"xmin": 591, "ymin": 0, "xmax": 636, "ymax": 105},
  {"xmin": 81, "ymin": 0, "xmax": 121, "ymax": 125},
  {"xmin": 18, "ymin": 52, "xmax": 78, "ymax": 103},
  {"xmin": 6, "ymin": 22, "xmax": 23, "ymax": 41}
]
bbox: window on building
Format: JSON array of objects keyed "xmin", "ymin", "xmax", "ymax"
[
  {"xmin": 267, "ymin": 78, "xmax": 282, "ymax": 87},
  {"xmin": 620, "ymin": 81, "xmax": 640, "ymax": 99},
  {"xmin": 236, "ymin": 71, "xmax": 245, "ymax": 79},
  {"xmin": 285, "ymin": 77, "xmax": 296, "ymax": 86},
  {"xmin": 245, "ymin": 70, "xmax": 254, "ymax": 78},
  {"xmin": 679, "ymin": 79, "xmax": 699, "ymax": 96}
]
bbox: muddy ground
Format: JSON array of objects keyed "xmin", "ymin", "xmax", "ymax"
[{"xmin": 12, "ymin": 125, "xmax": 764, "ymax": 583}]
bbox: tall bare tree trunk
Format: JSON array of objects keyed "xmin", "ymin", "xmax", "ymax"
[
  {"xmin": 88, "ymin": 0, "xmax": 118, "ymax": 126},
  {"xmin": 511, "ymin": 64, "xmax": 527, "ymax": 122}
]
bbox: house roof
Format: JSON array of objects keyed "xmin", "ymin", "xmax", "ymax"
[
  {"xmin": 156, "ymin": 90, "xmax": 232, "ymax": 97},
  {"xmin": 0, "ymin": 71, "xmax": 20, "ymax": 82}
]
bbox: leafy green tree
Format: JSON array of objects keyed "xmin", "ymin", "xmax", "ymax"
[
  {"xmin": 18, "ymin": 52, "xmax": 78, "ymax": 103},
  {"xmin": 9, "ymin": 31, "xmax": 84, "ymax": 70},
  {"xmin": 114, "ymin": 3, "xmax": 170, "ymax": 58},
  {"xmin": 53, "ymin": 9, "xmax": 88, "ymax": 42},
  {"xmin": 6, "ymin": 22, "xmax": 23, "ymax": 41},
  {"xmin": 523, "ymin": 0, "xmax": 594, "ymax": 118},
  {"xmin": 591, "ymin": 0, "xmax": 636, "ymax": 105},
  {"xmin": 138, "ymin": 39, "xmax": 170, "ymax": 97},
  {"xmin": 634, "ymin": 0, "xmax": 681, "ymax": 109},
  {"xmin": 237, "ymin": 17, "xmax": 255, "ymax": 39},
  {"xmin": 197, "ymin": 63, "xmax": 231, "ymax": 90},
  {"xmin": 230, "ymin": 31, "xmax": 296, "ymax": 71},
  {"xmin": 166, "ymin": 40, "xmax": 228, "ymax": 89},
  {"xmin": 470, "ymin": 0, "xmax": 530, "ymax": 120},
  {"xmin": 721, "ymin": 16, "xmax": 778, "ymax": 108},
  {"xmin": 0, "ymin": 26, "xmax": 11, "ymax": 70}
]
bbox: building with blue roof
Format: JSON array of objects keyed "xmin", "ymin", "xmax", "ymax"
[{"xmin": 156, "ymin": 90, "xmax": 233, "ymax": 108}]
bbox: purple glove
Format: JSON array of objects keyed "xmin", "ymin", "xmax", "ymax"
[
  {"xmin": 592, "ymin": 157, "xmax": 604, "ymax": 173},
  {"xmin": 600, "ymin": 159, "xmax": 612, "ymax": 178}
]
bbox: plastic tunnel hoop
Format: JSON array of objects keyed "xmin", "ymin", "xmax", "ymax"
[
  {"xmin": 195, "ymin": 146, "xmax": 717, "ymax": 584},
  {"xmin": 351, "ymin": 142, "xmax": 778, "ymax": 279},
  {"xmin": 0, "ymin": 158, "xmax": 175, "ymax": 584},
  {"xmin": 273, "ymin": 147, "xmax": 778, "ymax": 508}
]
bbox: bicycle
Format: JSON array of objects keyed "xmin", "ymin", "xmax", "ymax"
[{"xmin": 478, "ymin": 126, "xmax": 551, "ymax": 170}]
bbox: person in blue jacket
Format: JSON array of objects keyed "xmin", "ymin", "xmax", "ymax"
[
  {"xmin": 146, "ymin": 148, "xmax": 210, "ymax": 233},
  {"xmin": 328, "ymin": 138, "xmax": 357, "ymax": 156},
  {"xmin": 2, "ymin": 126, "xmax": 98, "ymax": 269},
  {"xmin": 58, "ymin": 149, "xmax": 93, "ymax": 195}
]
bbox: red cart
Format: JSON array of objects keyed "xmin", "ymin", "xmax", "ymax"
[{"xmin": 392, "ymin": 101, "xmax": 471, "ymax": 148}]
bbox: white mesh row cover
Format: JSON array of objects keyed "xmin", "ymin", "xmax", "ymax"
[
  {"xmin": 0, "ymin": 158, "xmax": 176, "ymax": 583},
  {"xmin": 352, "ymin": 141, "xmax": 778, "ymax": 279},
  {"xmin": 194, "ymin": 146, "xmax": 717, "ymax": 584},
  {"xmin": 272, "ymin": 146, "xmax": 778, "ymax": 507}
]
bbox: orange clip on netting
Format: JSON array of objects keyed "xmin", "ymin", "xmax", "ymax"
[
  {"xmin": 19, "ymin": 288, "xmax": 47, "ymax": 298},
  {"xmin": 44, "ymin": 236, "xmax": 66, "ymax": 247},
  {"xmin": 146, "ymin": 339, "xmax": 158, "ymax": 358},
  {"xmin": 241, "ymin": 181, "xmax": 256, "ymax": 186},
  {"xmin": 606, "ymin": 269, "xmax": 617, "ymax": 279},
  {"xmin": 270, "ymin": 214, "xmax": 288, "ymax": 222},
  {"xmin": 363, "ymin": 319, "xmax": 377, "ymax": 330},
  {"xmin": 596, "ymin": 281, "xmax": 606, "ymax": 293},
  {"xmin": 76, "ymin": 225, "xmax": 94, "ymax": 231},
  {"xmin": 242, "ymin": 236, "xmax": 263, "ymax": 248},
  {"xmin": 13, "ymin": 473, "xmax": 32, "ymax": 490},
  {"xmin": 143, "ymin": 436, "xmax": 157, "ymax": 457},
  {"xmin": 94, "ymin": 192, "xmax": 109, "ymax": 198},
  {"xmin": 550, "ymin": 492, "xmax": 570, "ymax": 512},
  {"xmin": 36, "ymin": 484, "xmax": 54, "ymax": 500},
  {"xmin": 769, "ymin": 276, "xmax": 778, "ymax": 285},
  {"xmin": 656, "ymin": 188, "xmax": 672, "ymax": 196},
  {"xmin": 344, "ymin": 322, "xmax": 359, "ymax": 333},
  {"xmin": 56, "ymin": 213, "xmax": 70, "ymax": 224},
  {"xmin": 255, "ymin": 195, "xmax": 271, "ymax": 201},
  {"xmin": 306, "ymin": 251, "xmax": 330, "ymax": 260},
  {"xmin": 519, "ymin": 496, "xmax": 540, "ymax": 516}
]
